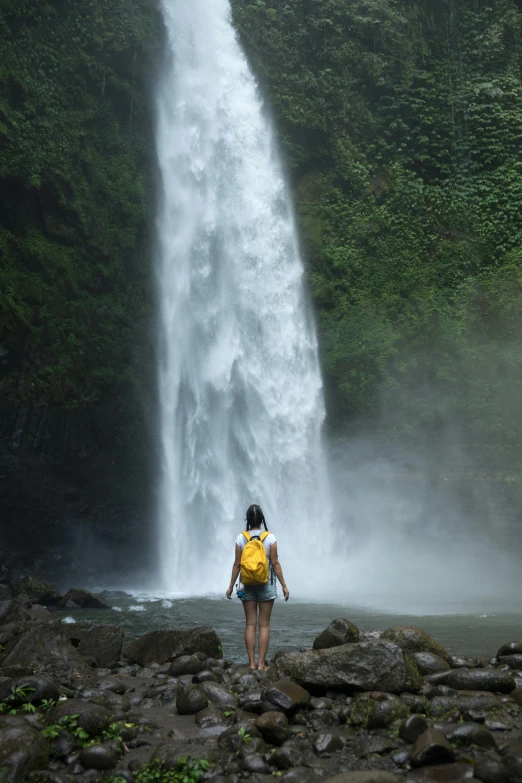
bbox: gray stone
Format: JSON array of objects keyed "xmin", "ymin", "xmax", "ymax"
[
  {"xmin": 239, "ymin": 688, "xmax": 263, "ymax": 713},
  {"xmin": 192, "ymin": 669, "xmax": 219, "ymax": 683},
  {"xmin": 315, "ymin": 732, "xmax": 344, "ymax": 754},
  {"xmin": 10, "ymin": 573, "xmax": 61, "ymax": 606},
  {"xmin": 46, "ymin": 700, "xmax": 115, "ymax": 737},
  {"xmin": 78, "ymin": 745, "xmax": 118, "ymax": 770},
  {"xmin": 0, "ymin": 675, "xmax": 59, "ymax": 705},
  {"xmin": 176, "ymin": 685, "xmax": 209, "ymax": 715},
  {"xmin": 275, "ymin": 640, "xmax": 411, "ymax": 694},
  {"xmin": 448, "ymin": 655, "xmax": 476, "ymax": 669},
  {"xmin": 254, "ymin": 710, "xmax": 289, "ymax": 745},
  {"xmin": 198, "ymin": 680, "xmax": 236, "ymax": 706},
  {"xmin": 405, "ymin": 764, "xmax": 475, "ymax": 783},
  {"xmin": 443, "ymin": 722, "xmax": 496, "ymax": 748},
  {"xmin": 308, "ymin": 708, "xmax": 340, "ymax": 731},
  {"xmin": 401, "ymin": 693, "xmax": 429, "ymax": 712},
  {"xmin": 501, "ymin": 744, "xmax": 522, "ymax": 782},
  {"xmin": 413, "ymin": 652, "xmax": 451, "ymax": 676},
  {"xmin": 354, "ymin": 735, "xmax": 399, "ymax": 759},
  {"xmin": 57, "ymin": 589, "xmax": 110, "ymax": 610},
  {"xmin": 410, "ymin": 728, "xmax": 455, "ymax": 767},
  {"xmin": 496, "ymin": 642, "xmax": 522, "ymax": 659},
  {"xmin": 195, "ymin": 705, "xmax": 230, "ymax": 727},
  {"xmin": 380, "ymin": 626, "xmax": 450, "ymax": 662},
  {"xmin": 239, "ymin": 753, "xmax": 268, "ymax": 773},
  {"xmin": 271, "ymin": 745, "xmax": 303, "ymax": 770},
  {"xmin": 0, "ymin": 595, "xmax": 55, "ymax": 625},
  {"xmin": 474, "ymin": 758, "xmax": 510, "ymax": 783},
  {"xmin": 496, "ymin": 654, "xmax": 522, "ymax": 669},
  {"xmin": 263, "ymin": 679, "xmax": 310, "ymax": 713},
  {"xmin": 168, "ymin": 654, "xmax": 207, "ymax": 677},
  {"xmin": 432, "ymin": 669, "xmax": 515, "ymax": 693},
  {"xmin": 3, "ymin": 623, "xmax": 90, "ymax": 680},
  {"xmin": 324, "ymin": 774, "xmax": 398, "ymax": 783},
  {"xmin": 152, "ymin": 743, "xmax": 219, "ymax": 767},
  {"xmin": 282, "ymin": 767, "xmax": 318, "ymax": 782},
  {"xmin": 0, "ymin": 715, "xmax": 50, "ymax": 782},
  {"xmin": 427, "ymin": 693, "xmax": 500, "ymax": 717},
  {"xmin": 124, "ymin": 627, "xmax": 222, "ymax": 665},
  {"xmin": 369, "ymin": 695, "xmax": 409, "ymax": 728},
  {"xmin": 64, "ymin": 623, "xmax": 124, "ymax": 668},
  {"xmin": 313, "ymin": 619, "xmax": 360, "ymax": 649},
  {"xmin": 400, "ymin": 714, "xmax": 429, "ymax": 743}
]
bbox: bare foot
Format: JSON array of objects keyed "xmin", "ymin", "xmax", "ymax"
[
  {"xmin": 258, "ymin": 664, "xmax": 270, "ymax": 671},
  {"xmin": 249, "ymin": 663, "xmax": 258, "ymax": 670}
]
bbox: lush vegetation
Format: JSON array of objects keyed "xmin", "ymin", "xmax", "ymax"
[
  {"xmin": 231, "ymin": 0, "xmax": 522, "ymax": 472},
  {"xmin": 0, "ymin": 0, "xmax": 159, "ymax": 415}
]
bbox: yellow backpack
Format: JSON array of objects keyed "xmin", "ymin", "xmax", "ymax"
[{"xmin": 240, "ymin": 531, "xmax": 270, "ymax": 585}]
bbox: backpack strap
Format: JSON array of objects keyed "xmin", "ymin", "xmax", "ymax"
[
  {"xmin": 260, "ymin": 531, "xmax": 270, "ymax": 542},
  {"xmin": 242, "ymin": 531, "xmax": 251, "ymax": 543}
]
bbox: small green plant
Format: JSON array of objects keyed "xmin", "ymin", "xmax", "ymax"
[
  {"xmin": 41, "ymin": 715, "xmax": 89, "ymax": 742},
  {"xmin": 237, "ymin": 727, "xmax": 252, "ymax": 743},
  {"xmin": 223, "ymin": 710, "xmax": 234, "ymax": 717},
  {"xmin": 0, "ymin": 683, "xmax": 36, "ymax": 714},
  {"xmin": 116, "ymin": 758, "xmax": 210, "ymax": 783},
  {"xmin": 40, "ymin": 698, "xmax": 57, "ymax": 712}
]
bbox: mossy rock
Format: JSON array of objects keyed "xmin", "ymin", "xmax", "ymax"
[
  {"xmin": 380, "ymin": 626, "xmax": 450, "ymax": 663},
  {"xmin": 313, "ymin": 619, "xmax": 360, "ymax": 650}
]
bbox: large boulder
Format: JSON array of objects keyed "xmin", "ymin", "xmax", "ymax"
[
  {"xmin": 9, "ymin": 573, "xmax": 60, "ymax": 606},
  {"xmin": 0, "ymin": 595, "xmax": 55, "ymax": 625},
  {"xmin": 57, "ymin": 589, "xmax": 110, "ymax": 610},
  {"xmin": 274, "ymin": 640, "xmax": 413, "ymax": 694},
  {"xmin": 124, "ymin": 627, "xmax": 222, "ymax": 665},
  {"xmin": 63, "ymin": 623, "xmax": 124, "ymax": 668},
  {"xmin": 428, "ymin": 668, "xmax": 516, "ymax": 693},
  {"xmin": 313, "ymin": 619, "xmax": 360, "ymax": 649},
  {"xmin": 2, "ymin": 622, "xmax": 91, "ymax": 680},
  {"xmin": 0, "ymin": 715, "xmax": 50, "ymax": 782},
  {"xmin": 45, "ymin": 699, "xmax": 115, "ymax": 737},
  {"xmin": 380, "ymin": 626, "xmax": 450, "ymax": 662},
  {"xmin": 0, "ymin": 675, "xmax": 60, "ymax": 705}
]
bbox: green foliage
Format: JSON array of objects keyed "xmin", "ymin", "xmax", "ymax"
[
  {"xmin": 237, "ymin": 726, "xmax": 252, "ymax": 743},
  {"xmin": 41, "ymin": 714, "xmax": 89, "ymax": 742},
  {"xmin": 231, "ymin": 0, "xmax": 522, "ymax": 467},
  {"xmin": 0, "ymin": 683, "xmax": 36, "ymax": 714},
  {"xmin": 107, "ymin": 758, "xmax": 211, "ymax": 783},
  {"xmin": 0, "ymin": 0, "xmax": 160, "ymax": 408}
]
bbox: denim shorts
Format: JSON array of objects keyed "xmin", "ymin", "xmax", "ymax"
[{"xmin": 241, "ymin": 580, "xmax": 277, "ymax": 602}]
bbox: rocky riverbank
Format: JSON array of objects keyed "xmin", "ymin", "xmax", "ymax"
[{"xmin": 1, "ymin": 587, "xmax": 522, "ymax": 783}]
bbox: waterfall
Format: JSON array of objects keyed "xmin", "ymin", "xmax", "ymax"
[{"xmin": 155, "ymin": 0, "xmax": 331, "ymax": 595}]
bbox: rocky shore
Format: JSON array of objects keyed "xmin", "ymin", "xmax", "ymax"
[{"xmin": 1, "ymin": 579, "xmax": 522, "ymax": 783}]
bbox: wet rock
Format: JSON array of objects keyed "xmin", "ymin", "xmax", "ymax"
[
  {"xmin": 254, "ymin": 710, "xmax": 289, "ymax": 745},
  {"xmin": 3, "ymin": 623, "xmax": 90, "ymax": 679},
  {"xmin": 496, "ymin": 655, "xmax": 522, "ymax": 669},
  {"xmin": 410, "ymin": 728, "xmax": 455, "ymax": 766},
  {"xmin": 315, "ymin": 732, "xmax": 344, "ymax": 754},
  {"xmin": 324, "ymin": 773, "xmax": 399, "ymax": 783},
  {"xmin": 501, "ymin": 743, "xmax": 522, "ymax": 782},
  {"xmin": 433, "ymin": 669, "xmax": 515, "ymax": 693},
  {"xmin": 239, "ymin": 688, "xmax": 263, "ymax": 713},
  {"xmin": 63, "ymin": 623, "xmax": 124, "ymax": 668},
  {"xmin": 310, "ymin": 696, "xmax": 333, "ymax": 709},
  {"xmin": 510, "ymin": 687, "xmax": 522, "ymax": 705},
  {"xmin": 427, "ymin": 693, "xmax": 500, "ymax": 717},
  {"xmin": 355, "ymin": 734, "xmax": 399, "ymax": 759},
  {"xmin": 308, "ymin": 708, "xmax": 340, "ymax": 731},
  {"xmin": 57, "ymin": 589, "xmax": 110, "ymax": 610},
  {"xmin": 78, "ymin": 745, "xmax": 118, "ymax": 770},
  {"xmin": 176, "ymin": 685, "xmax": 209, "ymax": 714},
  {"xmin": 369, "ymin": 694, "xmax": 410, "ymax": 728},
  {"xmin": 0, "ymin": 715, "xmax": 50, "ymax": 782},
  {"xmin": 50, "ymin": 729, "xmax": 76, "ymax": 758},
  {"xmin": 168, "ymin": 654, "xmax": 207, "ymax": 677},
  {"xmin": 195, "ymin": 705, "xmax": 230, "ymax": 727},
  {"xmin": 313, "ymin": 619, "xmax": 360, "ymax": 649},
  {"xmin": 239, "ymin": 753, "xmax": 268, "ymax": 773},
  {"xmin": 153, "ymin": 743, "xmax": 218, "ymax": 767},
  {"xmin": 275, "ymin": 640, "xmax": 411, "ymax": 694},
  {"xmin": 474, "ymin": 758, "xmax": 510, "ymax": 783},
  {"xmin": 448, "ymin": 655, "xmax": 476, "ymax": 669},
  {"xmin": 263, "ymin": 679, "xmax": 310, "ymax": 714},
  {"xmin": 198, "ymin": 680, "xmax": 236, "ymax": 706},
  {"xmin": 400, "ymin": 714, "xmax": 429, "ymax": 743},
  {"xmin": 413, "ymin": 652, "xmax": 451, "ymax": 676},
  {"xmin": 10, "ymin": 573, "xmax": 61, "ymax": 606},
  {"xmin": 497, "ymin": 642, "xmax": 522, "ymax": 659},
  {"xmin": 46, "ymin": 700, "xmax": 115, "ymax": 737},
  {"xmin": 443, "ymin": 722, "xmax": 496, "ymax": 748},
  {"xmin": 405, "ymin": 763, "xmax": 475, "ymax": 783},
  {"xmin": 380, "ymin": 626, "xmax": 450, "ymax": 662},
  {"xmin": 0, "ymin": 594, "xmax": 55, "ymax": 624},
  {"xmin": 271, "ymin": 745, "xmax": 303, "ymax": 770},
  {"xmin": 401, "ymin": 693, "xmax": 429, "ymax": 712},
  {"xmin": 0, "ymin": 675, "xmax": 59, "ymax": 705},
  {"xmin": 192, "ymin": 669, "xmax": 219, "ymax": 683},
  {"xmin": 80, "ymin": 688, "xmax": 130, "ymax": 713},
  {"xmin": 124, "ymin": 626, "xmax": 222, "ymax": 665}
]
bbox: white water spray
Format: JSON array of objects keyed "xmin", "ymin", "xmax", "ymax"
[{"xmin": 155, "ymin": 0, "xmax": 331, "ymax": 594}]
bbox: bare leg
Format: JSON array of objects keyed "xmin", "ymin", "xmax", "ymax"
[
  {"xmin": 242, "ymin": 600, "xmax": 258, "ymax": 668},
  {"xmin": 257, "ymin": 599, "xmax": 274, "ymax": 670}
]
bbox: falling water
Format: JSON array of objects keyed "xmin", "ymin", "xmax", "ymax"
[{"xmin": 155, "ymin": 0, "xmax": 331, "ymax": 594}]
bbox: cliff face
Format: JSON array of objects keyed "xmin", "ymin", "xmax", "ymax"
[{"xmin": 0, "ymin": 0, "xmax": 161, "ymax": 578}]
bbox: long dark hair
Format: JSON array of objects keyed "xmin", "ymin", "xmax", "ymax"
[{"xmin": 246, "ymin": 504, "xmax": 267, "ymax": 531}]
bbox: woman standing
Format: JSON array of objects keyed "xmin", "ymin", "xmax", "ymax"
[{"xmin": 226, "ymin": 504, "xmax": 289, "ymax": 670}]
